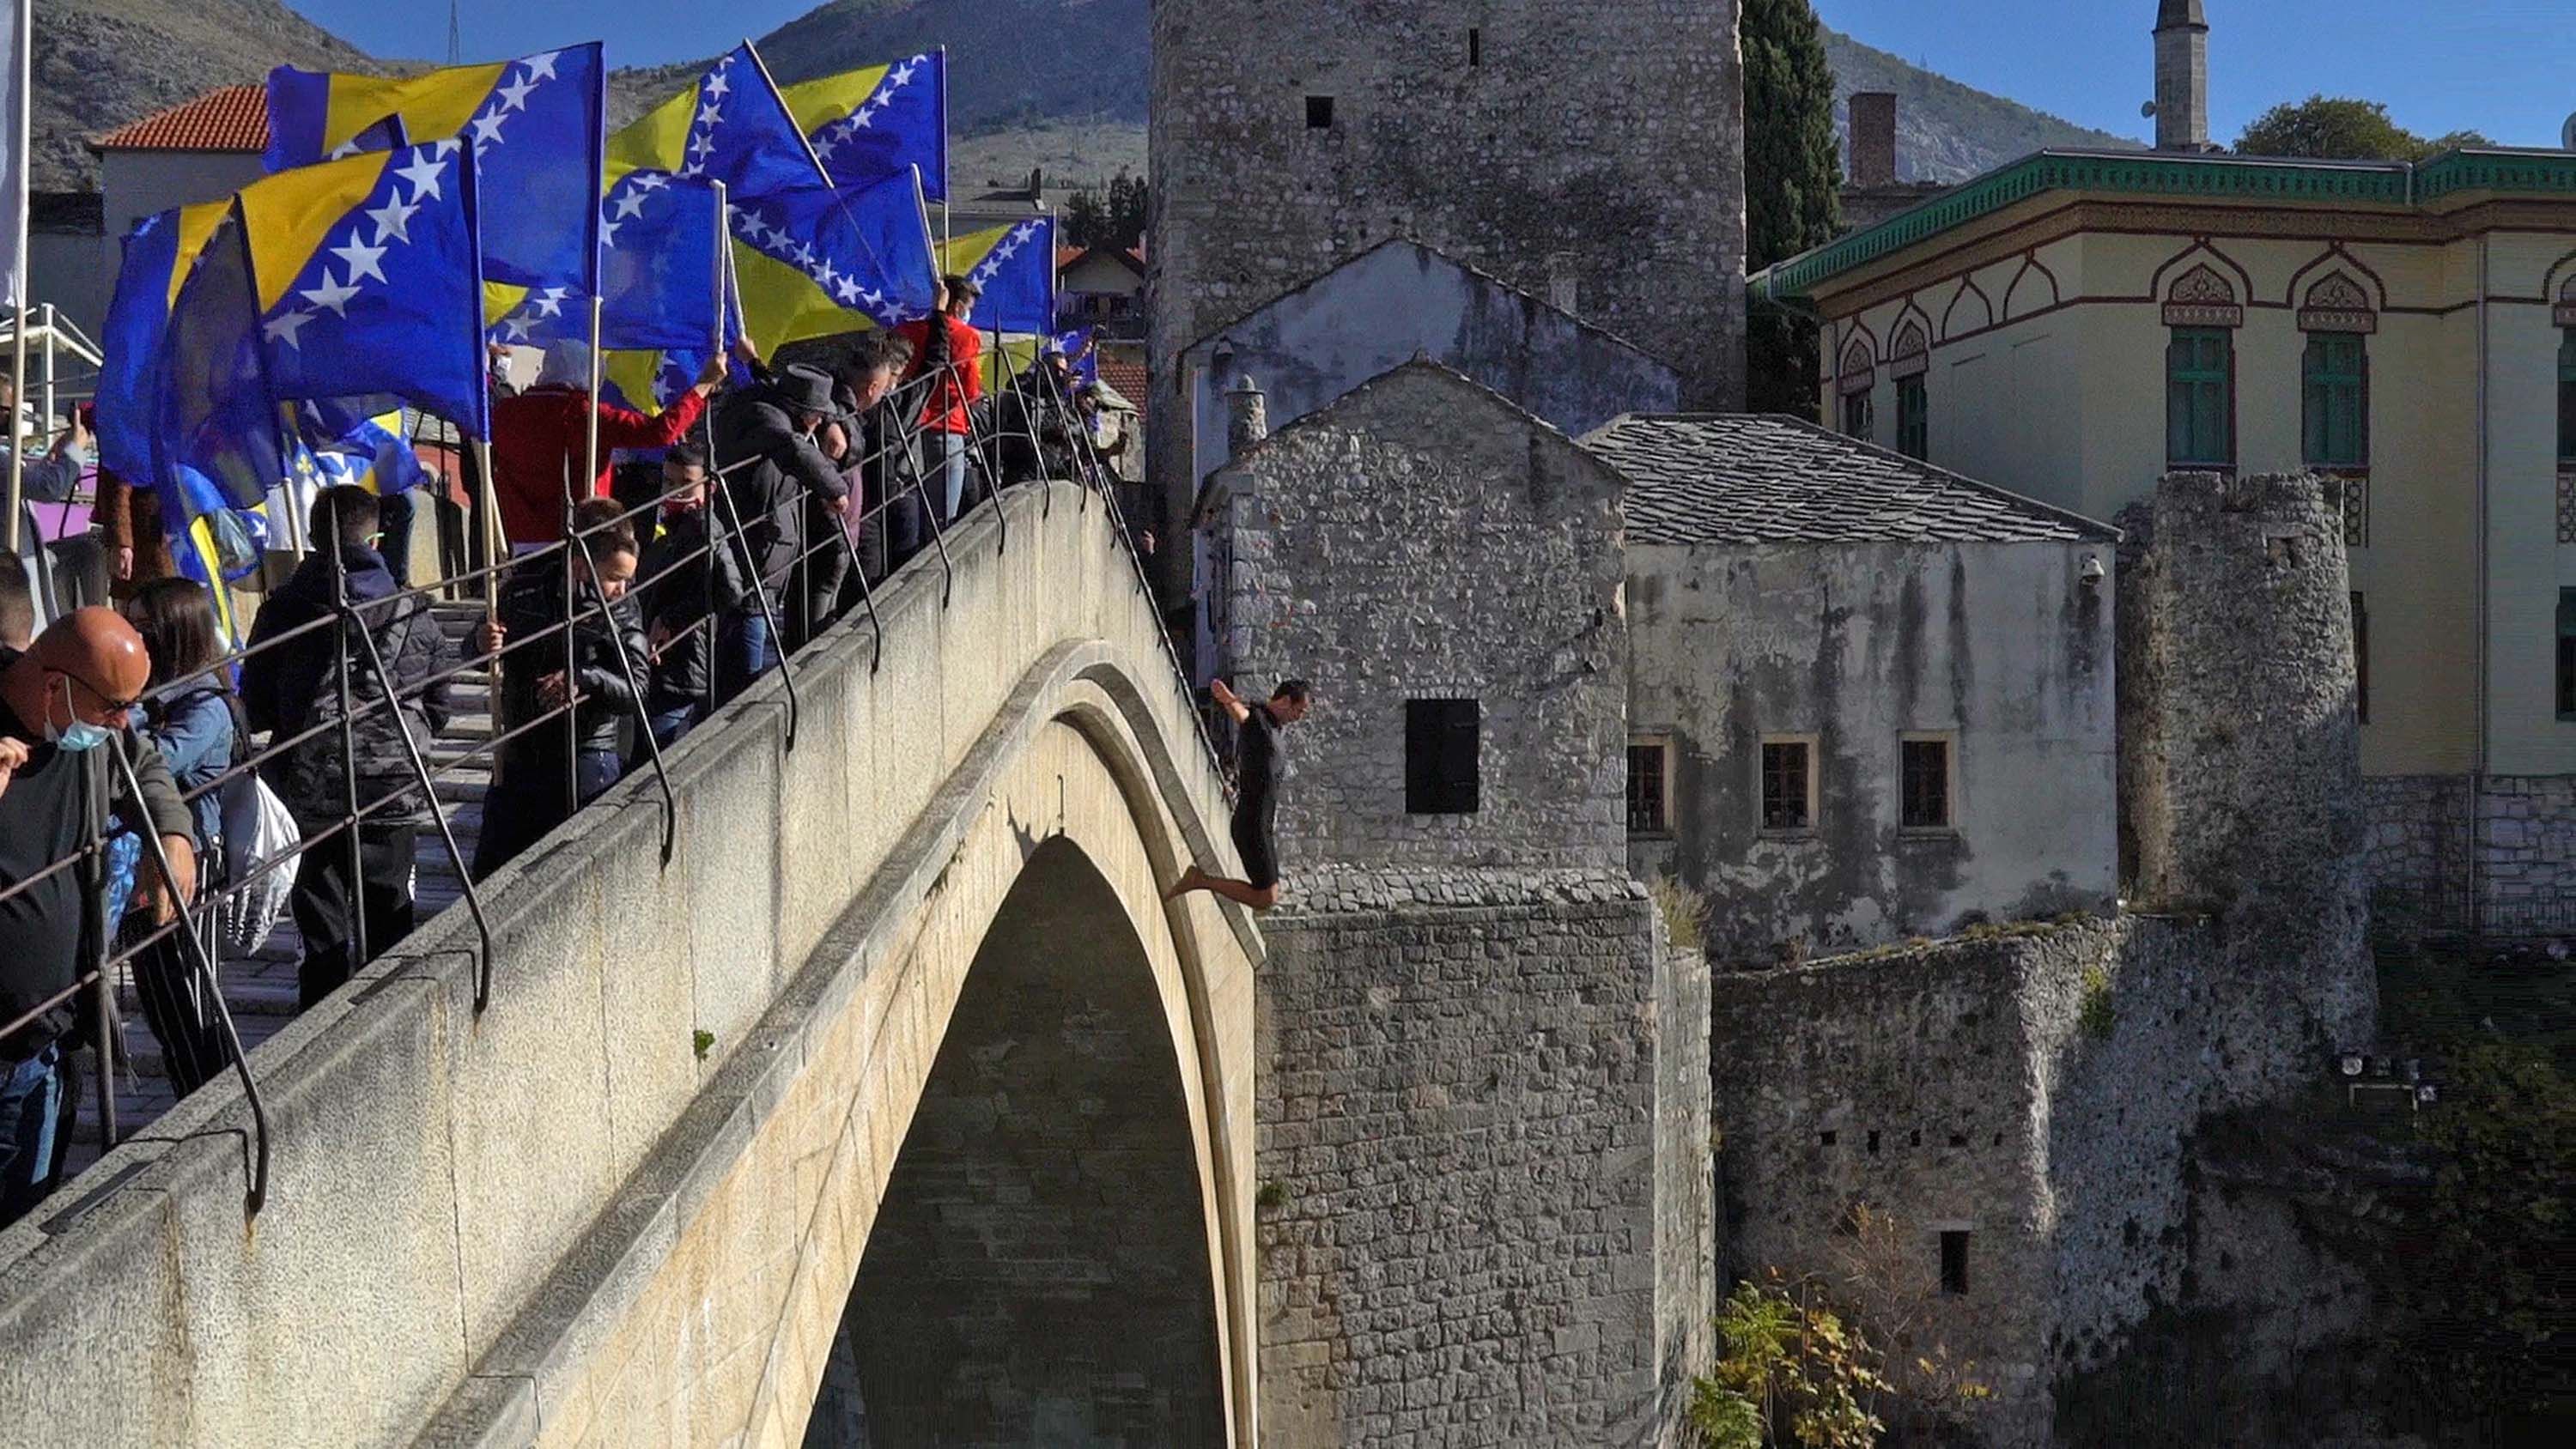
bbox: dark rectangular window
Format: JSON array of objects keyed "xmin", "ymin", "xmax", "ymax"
[
  {"xmin": 2166, "ymin": 327, "xmax": 2232, "ymax": 467},
  {"xmin": 1760, "ymin": 740, "xmax": 1812, "ymax": 831},
  {"xmin": 1839, "ymin": 388, "xmax": 1874, "ymax": 442},
  {"xmin": 2352, "ymin": 591, "xmax": 2370, "ymax": 724},
  {"xmin": 1304, "ymin": 94, "xmax": 1334, "ymax": 130},
  {"xmin": 1895, "ymin": 374, "xmax": 1928, "ymax": 460},
  {"xmin": 1626, "ymin": 742, "xmax": 1668, "ymax": 834},
  {"xmin": 2558, "ymin": 330, "xmax": 2576, "ymax": 464},
  {"xmin": 1940, "ymin": 1230, "xmax": 1971, "ymax": 1295},
  {"xmin": 1900, "ymin": 737, "xmax": 1952, "ymax": 828},
  {"xmin": 1468, "ymin": 27, "xmax": 1482, "ymax": 65},
  {"xmin": 2302, "ymin": 332, "xmax": 2369, "ymax": 468},
  {"xmin": 2558, "ymin": 591, "xmax": 2576, "ymax": 721},
  {"xmin": 1406, "ymin": 699, "xmax": 1479, "ymax": 814}
]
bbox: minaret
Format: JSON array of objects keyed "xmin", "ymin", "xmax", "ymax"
[{"xmin": 2153, "ymin": 0, "xmax": 2209, "ymax": 151}]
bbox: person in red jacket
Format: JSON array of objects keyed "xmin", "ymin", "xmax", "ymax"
[
  {"xmin": 488, "ymin": 339, "xmax": 724, "ymax": 549},
  {"xmin": 891, "ymin": 275, "xmax": 982, "ymax": 528}
]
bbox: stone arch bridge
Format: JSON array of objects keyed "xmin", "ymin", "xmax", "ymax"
[{"xmin": 0, "ymin": 483, "xmax": 1265, "ymax": 1446}]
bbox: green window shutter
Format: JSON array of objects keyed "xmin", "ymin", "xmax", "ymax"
[
  {"xmin": 2557, "ymin": 331, "xmax": 2576, "ymax": 464},
  {"xmin": 2303, "ymin": 333, "xmax": 2368, "ymax": 468},
  {"xmin": 2168, "ymin": 328, "xmax": 2231, "ymax": 467},
  {"xmin": 1896, "ymin": 376, "xmax": 1928, "ymax": 460}
]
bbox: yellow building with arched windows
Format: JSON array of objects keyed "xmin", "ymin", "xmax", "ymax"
[{"xmin": 1752, "ymin": 147, "xmax": 2576, "ymax": 932}]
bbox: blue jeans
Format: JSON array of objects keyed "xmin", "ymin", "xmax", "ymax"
[
  {"xmin": 714, "ymin": 609, "xmax": 779, "ymax": 705},
  {"xmin": 0, "ymin": 1043, "xmax": 64, "ymax": 1228},
  {"xmin": 923, "ymin": 431, "xmax": 969, "ymax": 526},
  {"xmin": 576, "ymin": 748, "xmax": 623, "ymax": 804},
  {"xmin": 643, "ymin": 702, "xmax": 702, "ymax": 753}
]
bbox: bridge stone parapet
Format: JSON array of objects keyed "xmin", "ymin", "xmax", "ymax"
[{"xmin": 0, "ymin": 482, "xmax": 1264, "ymax": 1448}]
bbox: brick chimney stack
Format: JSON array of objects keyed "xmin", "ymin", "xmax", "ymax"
[
  {"xmin": 1849, "ymin": 92, "xmax": 1898, "ymax": 187},
  {"xmin": 2153, "ymin": 0, "xmax": 2209, "ymax": 152}
]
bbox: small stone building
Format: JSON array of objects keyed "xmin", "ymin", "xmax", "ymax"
[
  {"xmin": 1595, "ymin": 414, "xmax": 2122, "ymax": 963},
  {"xmin": 1200, "ymin": 361, "xmax": 1712, "ymax": 1446}
]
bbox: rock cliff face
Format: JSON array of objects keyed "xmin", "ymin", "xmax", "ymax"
[{"xmin": 33, "ymin": 0, "xmax": 378, "ymax": 189}]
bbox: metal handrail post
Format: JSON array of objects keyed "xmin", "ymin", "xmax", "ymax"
[
  {"xmin": 565, "ymin": 526, "xmax": 680, "ymax": 860},
  {"xmin": 702, "ymin": 413, "xmax": 799, "ymax": 750},
  {"xmin": 109, "ymin": 737, "xmax": 270, "ymax": 1215},
  {"xmin": 337, "ymin": 551, "xmax": 500, "ymax": 1013},
  {"xmin": 326, "ymin": 512, "xmax": 369, "ymax": 979},
  {"xmin": 890, "ymin": 397, "xmax": 957, "ymax": 607}
]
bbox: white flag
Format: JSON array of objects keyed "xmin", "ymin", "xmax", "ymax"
[{"xmin": 0, "ymin": 0, "xmax": 25, "ymax": 309}]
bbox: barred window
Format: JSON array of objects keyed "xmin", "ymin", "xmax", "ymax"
[
  {"xmin": 1760, "ymin": 738, "xmax": 1814, "ymax": 832},
  {"xmin": 1626, "ymin": 740, "xmax": 1669, "ymax": 834},
  {"xmin": 1900, "ymin": 737, "xmax": 1953, "ymax": 829},
  {"xmin": 1896, "ymin": 375, "xmax": 1929, "ymax": 460},
  {"xmin": 1405, "ymin": 699, "xmax": 1479, "ymax": 814}
]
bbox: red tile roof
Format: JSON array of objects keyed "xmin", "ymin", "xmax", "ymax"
[
  {"xmin": 93, "ymin": 84, "xmax": 270, "ymax": 154},
  {"xmin": 1097, "ymin": 355, "xmax": 1149, "ymax": 421}
]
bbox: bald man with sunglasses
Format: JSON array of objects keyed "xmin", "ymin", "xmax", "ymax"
[{"xmin": 0, "ymin": 607, "xmax": 196, "ymax": 1225}]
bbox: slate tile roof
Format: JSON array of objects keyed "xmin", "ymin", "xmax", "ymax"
[
  {"xmin": 93, "ymin": 84, "xmax": 270, "ymax": 154},
  {"xmin": 1583, "ymin": 413, "xmax": 2117, "ymax": 545}
]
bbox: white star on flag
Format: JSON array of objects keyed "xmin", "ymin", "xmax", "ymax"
[
  {"xmin": 696, "ymin": 102, "xmax": 723, "ymax": 129},
  {"xmin": 365, "ymin": 194, "xmax": 419, "ymax": 244},
  {"xmin": 331, "ymin": 234, "xmax": 389, "ymax": 285},
  {"xmin": 611, "ymin": 190, "xmax": 649, "ymax": 221},
  {"xmin": 887, "ymin": 58, "xmax": 919, "ymax": 89},
  {"xmin": 523, "ymin": 51, "xmax": 562, "ymax": 82},
  {"xmin": 495, "ymin": 75, "xmax": 538, "ymax": 112},
  {"xmin": 470, "ymin": 112, "xmax": 507, "ymax": 149},
  {"xmin": 600, "ymin": 218, "xmax": 623, "ymax": 249},
  {"xmin": 632, "ymin": 173, "xmax": 668, "ymax": 192},
  {"xmin": 815, "ymin": 258, "xmax": 841, "ymax": 292},
  {"xmin": 834, "ymin": 276, "xmax": 861, "ymax": 305},
  {"xmin": 501, "ymin": 314, "xmax": 536, "ymax": 343},
  {"xmin": 264, "ymin": 309, "xmax": 316, "ymax": 347},
  {"xmin": 532, "ymin": 288, "xmax": 568, "ymax": 318},
  {"xmin": 705, "ymin": 68, "xmax": 732, "ymax": 99},
  {"xmin": 395, "ymin": 151, "xmax": 450, "ymax": 202},
  {"xmin": 301, "ymin": 270, "xmax": 361, "ymax": 316}
]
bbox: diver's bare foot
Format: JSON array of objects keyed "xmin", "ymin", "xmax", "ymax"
[{"xmin": 1163, "ymin": 864, "xmax": 1206, "ymax": 900}]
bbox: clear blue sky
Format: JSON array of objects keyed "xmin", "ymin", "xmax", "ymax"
[{"xmin": 291, "ymin": 0, "xmax": 2573, "ymax": 149}]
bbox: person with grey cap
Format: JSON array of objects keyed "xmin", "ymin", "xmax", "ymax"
[{"xmin": 708, "ymin": 362, "xmax": 850, "ymax": 700}]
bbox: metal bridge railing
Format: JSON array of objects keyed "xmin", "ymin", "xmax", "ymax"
[{"xmin": 2, "ymin": 352, "xmax": 1218, "ymax": 1228}]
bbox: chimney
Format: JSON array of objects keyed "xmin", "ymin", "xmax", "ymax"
[
  {"xmin": 1225, "ymin": 373, "xmax": 1269, "ymax": 459},
  {"xmin": 1546, "ymin": 252, "xmax": 1580, "ymax": 315},
  {"xmin": 1849, "ymin": 92, "xmax": 1898, "ymax": 187},
  {"xmin": 2153, "ymin": 0, "xmax": 2209, "ymax": 152}
]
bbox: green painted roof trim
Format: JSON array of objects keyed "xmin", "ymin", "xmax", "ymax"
[{"xmin": 1752, "ymin": 147, "xmax": 2576, "ymax": 304}]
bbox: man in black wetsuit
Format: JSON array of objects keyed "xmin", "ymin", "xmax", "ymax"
[{"xmin": 1164, "ymin": 676, "xmax": 1312, "ymax": 911}]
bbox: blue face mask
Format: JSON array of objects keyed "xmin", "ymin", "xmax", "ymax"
[{"xmin": 45, "ymin": 675, "xmax": 112, "ymax": 752}]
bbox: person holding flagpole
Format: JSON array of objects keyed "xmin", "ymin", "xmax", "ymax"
[{"xmin": 893, "ymin": 274, "xmax": 982, "ymax": 530}]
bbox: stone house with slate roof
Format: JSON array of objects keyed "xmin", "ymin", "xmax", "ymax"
[{"xmin": 1593, "ymin": 412, "xmax": 2123, "ymax": 963}]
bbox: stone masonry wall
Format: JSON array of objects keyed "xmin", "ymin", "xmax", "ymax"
[
  {"xmin": 1255, "ymin": 870, "xmax": 1687, "ymax": 1446},
  {"xmin": 2474, "ymin": 773, "xmax": 2576, "ymax": 934},
  {"xmin": 1212, "ymin": 363, "xmax": 1630, "ymax": 875},
  {"xmin": 1150, "ymin": 0, "xmax": 1747, "ymax": 540},
  {"xmin": 2115, "ymin": 472, "xmax": 2373, "ymax": 1058},
  {"xmin": 2360, "ymin": 773, "xmax": 2473, "ymax": 934},
  {"xmin": 1710, "ymin": 913, "xmax": 2306, "ymax": 1448}
]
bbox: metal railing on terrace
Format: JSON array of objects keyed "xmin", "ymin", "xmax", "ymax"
[{"xmin": 0, "ymin": 346, "xmax": 1213, "ymax": 1225}]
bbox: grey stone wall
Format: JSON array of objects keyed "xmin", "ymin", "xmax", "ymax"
[
  {"xmin": 1148, "ymin": 1, "xmax": 1747, "ymax": 460},
  {"xmin": 2473, "ymin": 773, "xmax": 2576, "ymax": 934},
  {"xmin": 1710, "ymin": 912, "xmax": 2335, "ymax": 1448},
  {"xmin": 2115, "ymin": 471, "xmax": 2373, "ymax": 1057},
  {"xmin": 1627, "ymin": 538, "xmax": 2117, "ymax": 963},
  {"xmin": 1255, "ymin": 869, "xmax": 1689, "ymax": 1446},
  {"xmin": 2360, "ymin": 773, "xmax": 2473, "ymax": 935},
  {"xmin": 2359, "ymin": 772, "xmax": 2576, "ymax": 937},
  {"xmin": 1209, "ymin": 363, "xmax": 1630, "ymax": 875}
]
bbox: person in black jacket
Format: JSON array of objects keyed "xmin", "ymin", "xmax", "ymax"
[
  {"xmin": 240, "ymin": 487, "xmax": 460, "ymax": 1009},
  {"xmin": 635, "ymin": 443, "xmax": 740, "ymax": 755},
  {"xmin": 471, "ymin": 498, "xmax": 647, "ymax": 881},
  {"xmin": 709, "ymin": 365, "xmax": 848, "ymax": 699}
]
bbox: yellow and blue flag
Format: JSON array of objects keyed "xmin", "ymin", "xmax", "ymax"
[
  {"xmin": 944, "ymin": 215, "xmax": 1057, "ymax": 337},
  {"xmin": 266, "ymin": 46, "xmax": 605, "ymax": 320},
  {"xmin": 782, "ymin": 50, "xmax": 947, "ymax": 202},
  {"xmin": 95, "ymin": 202, "xmax": 229, "ymax": 485},
  {"xmin": 605, "ymin": 43, "xmax": 827, "ymax": 201},
  {"xmin": 154, "ymin": 209, "xmax": 284, "ymax": 512},
  {"xmin": 731, "ymin": 165, "xmax": 938, "ymax": 350},
  {"xmin": 241, "ymin": 141, "xmax": 491, "ymax": 441},
  {"xmin": 296, "ymin": 409, "xmax": 428, "ymax": 495},
  {"xmin": 501, "ymin": 174, "xmax": 725, "ymax": 355}
]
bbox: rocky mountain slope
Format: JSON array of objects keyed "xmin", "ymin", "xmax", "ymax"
[
  {"xmin": 29, "ymin": 0, "xmax": 379, "ymax": 189},
  {"xmin": 61, "ymin": 1, "xmax": 2135, "ymax": 196}
]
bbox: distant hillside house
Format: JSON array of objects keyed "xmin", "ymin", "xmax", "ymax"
[
  {"xmin": 1058, "ymin": 244, "xmax": 1145, "ymax": 339},
  {"xmin": 90, "ymin": 84, "xmax": 271, "ymax": 318},
  {"xmin": 1753, "ymin": 144, "xmax": 2576, "ymax": 934},
  {"xmin": 1596, "ymin": 413, "xmax": 2120, "ymax": 961}
]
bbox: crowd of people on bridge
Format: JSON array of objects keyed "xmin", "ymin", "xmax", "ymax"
[{"xmin": 0, "ymin": 273, "xmax": 1141, "ymax": 1228}]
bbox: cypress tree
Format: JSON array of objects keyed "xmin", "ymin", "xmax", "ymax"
[{"xmin": 1742, "ymin": 0, "xmax": 1842, "ymax": 418}]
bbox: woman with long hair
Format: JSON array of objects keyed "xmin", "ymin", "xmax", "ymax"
[{"xmin": 115, "ymin": 578, "xmax": 239, "ymax": 1097}]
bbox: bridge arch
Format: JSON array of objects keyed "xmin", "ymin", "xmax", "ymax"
[{"xmin": 808, "ymin": 834, "xmax": 1226, "ymax": 1445}]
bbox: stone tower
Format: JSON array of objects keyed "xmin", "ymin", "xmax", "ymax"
[
  {"xmin": 2152, "ymin": 0, "xmax": 2209, "ymax": 151},
  {"xmin": 1148, "ymin": 0, "xmax": 1748, "ymax": 419}
]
